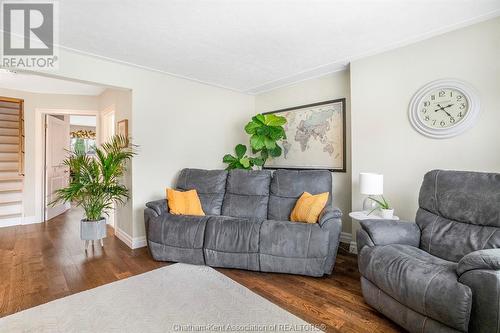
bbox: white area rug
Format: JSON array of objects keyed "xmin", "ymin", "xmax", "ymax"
[{"xmin": 0, "ymin": 263, "xmax": 322, "ymax": 332}]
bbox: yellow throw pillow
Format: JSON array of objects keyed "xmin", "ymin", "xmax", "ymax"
[
  {"xmin": 166, "ymin": 188, "xmax": 205, "ymax": 216},
  {"xmin": 290, "ymin": 192, "xmax": 329, "ymax": 224}
]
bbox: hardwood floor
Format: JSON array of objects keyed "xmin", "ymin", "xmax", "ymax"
[{"xmin": 0, "ymin": 208, "xmax": 403, "ymax": 332}]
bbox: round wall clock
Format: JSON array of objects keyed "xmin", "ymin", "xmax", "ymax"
[{"xmin": 409, "ymin": 79, "xmax": 480, "ymax": 139}]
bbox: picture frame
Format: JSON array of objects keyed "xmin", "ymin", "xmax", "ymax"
[
  {"xmin": 117, "ymin": 119, "xmax": 129, "ymax": 146},
  {"xmin": 262, "ymin": 98, "xmax": 346, "ymax": 172}
]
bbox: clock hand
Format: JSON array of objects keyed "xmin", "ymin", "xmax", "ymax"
[{"xmin": 434, "ymin": 104, "xmax": 453, "ymax": 119}]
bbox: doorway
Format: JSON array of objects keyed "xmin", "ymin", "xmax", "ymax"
[{"xmin": 42, "ymin": 111, "xmax": 99, "ymax": 222}]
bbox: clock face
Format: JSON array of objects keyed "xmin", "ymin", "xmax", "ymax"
[
  {"xmin": 409, "ymin": 79, "xmax": 480, "ymax": 139},
  {"xmin": 418, "ymin": 88, "xmax": 469, "ymax": 129}
]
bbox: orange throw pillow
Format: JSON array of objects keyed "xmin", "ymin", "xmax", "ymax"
[
  {"xmin": 166, "ymin": 188, "xmax": 205, "ymax": 216},
  {"xmin": 290, "ymin": 192, "xmax": 329, "ymax": 224}
]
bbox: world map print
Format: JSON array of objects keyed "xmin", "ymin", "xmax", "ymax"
[{"xmin": 265, "ymin": 100, "xmax": 345, "ymax": 170}]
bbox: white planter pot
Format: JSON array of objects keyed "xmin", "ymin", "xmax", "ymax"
[
  {"xmin": 80, "ymin": 218, "xmax": 106, "ymax": 241},
  {"xmin": 379, "ymin": 209, "xmax": 394, "ymax": 219}
]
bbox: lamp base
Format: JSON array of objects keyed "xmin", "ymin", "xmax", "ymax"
[{"xmin": 363, "ymin": 196, "xmax": 378, "ymax": 213}]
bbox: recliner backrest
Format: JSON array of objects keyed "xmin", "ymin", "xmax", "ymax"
[
  {"xmin": 176, "ymin": 168, "xmax": 228, "ymax": 215},
  {"xmin": 417, "ymin": 169, "xmax": 500, "ymax": 262},
  {"xmin": 268, "ymin": 169, "xmax": 332, "ymax": 221},
  {"xmin": 221, "ymin": 169, "xmax": 272, "ymax": 219}
]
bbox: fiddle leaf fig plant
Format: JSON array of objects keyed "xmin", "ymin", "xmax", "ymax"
[
  {"xmin": 222, "ymin": 114, "xmax": 286, "ymax": 170},
  {"xmin": 222, "ymin": 113, "xmax": 287, "ymax": 170},
  {"xmin": 245, "ymin": 114, "xmax": 287, "ymax": 163},
  {"xmin": 223, "ymin": 144, "xmax": 264, "ymax": 170}
]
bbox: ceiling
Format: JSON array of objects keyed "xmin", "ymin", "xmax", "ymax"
[
  {"xmin": 60, "ymin": 0, "xmax": 500, "ymax": 94},
  {"xmin": 0, "ymin": 70, "xmax": 106, "ymax": 95}
]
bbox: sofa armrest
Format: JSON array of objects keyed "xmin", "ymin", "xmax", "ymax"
[
  {"xmin": 359, "ymin": 219, "xmax": 421, "ymax": 247},
  {"xmin": 318, "ymin": 206, "xmax": 342, "ymax": 227},
  {"xmin": 457, "ymin": 249, "xmax": 500, "ymax": 276},
  {"xmin": 318, "ymin": 206, "xmax": 342, "ymax": 275},
  {"xmin": 145, "ymin": 199, "xmax": 168, "ymax": 216},
  {"xmin": 459, "ymin": 268, "xmax": 500, "ymax": 332}
]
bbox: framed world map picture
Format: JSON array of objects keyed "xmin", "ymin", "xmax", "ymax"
[{"xmin": 263, "ymin": 99, "xmax": 346, "ymax": 172}]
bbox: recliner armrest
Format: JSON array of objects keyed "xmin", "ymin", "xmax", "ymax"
[
  {"xmin": 359, "ymin": 219, "xmax": 420, "ymax": 247},
  {"xmin": 457, "ymin": 249, "xmax": 500, "ymax": 276},
  {"xmin": 145, "ymin": 199, "xmax": 168, "ymax": 216},
  {"xmin": 318, "ymin": 206, "xmax": 342, "ymax": 227}
]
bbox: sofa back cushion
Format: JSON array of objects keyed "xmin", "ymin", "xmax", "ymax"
[
  {"xmin": 221, "ymin": 170, "xmax": 271, "ymax": 219},
  {"xmin": 268, "ymin": 169, "xmax": 332, "ymax": 221},
  {"xmin": 176, "ymin": 169, "xmax": 227, "ymax": 215},
  {"xmin": 417, "ymin": 170, "xmax": 500, "ymax": 262}
]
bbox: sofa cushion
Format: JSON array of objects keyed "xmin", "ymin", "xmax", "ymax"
[
  {"xmin": 359, "ymin": 244, "xmax": 472, "ymax": 332},
  {"xmin": 268, "ymin": 169, "xmax": 332, "ymax": 221},
  {"xmin": 221, "ymin": 170, "xmax": 271, "ymax": 219},
  {"xmin": 176, "ymin": 169, "xmax": 227, "ymax": 215},
  {"xmin": 147, "ymin": 213, "xmax": 208, "ymax": 265},
  {"xmin": 203, "ymin": 216, "xmax": 262, "ymax": 271},
  {"xmin": 259, "ymin": 219, "xmax": 329, "ymax": 276},
  {"xmin": 147, "ymin": 213, "xmax": 208, "ymax": 249},
  {"xmin": 204, "ymin": 216, "xmax": 262, "ymax": 253},
  {"xmin": 417, "ymin": 170, "xmax": 500, "ymax": 262}
]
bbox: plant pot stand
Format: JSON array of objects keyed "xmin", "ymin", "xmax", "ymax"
[{"xmin": 80, "ymin": 218, "xmax": 107, "ymax": 251}]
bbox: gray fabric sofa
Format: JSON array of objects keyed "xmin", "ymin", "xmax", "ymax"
[
  {"xmin": 357, "ymin": 170, "xmax": 500, "ymax": 333},
  {"xmin": 144, "ymin": 168, "xmax": 342, "ymax": 277}
]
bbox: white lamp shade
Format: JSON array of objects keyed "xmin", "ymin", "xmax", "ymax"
[{"xmin": 360, "ymin": 173, "xmax": 383, "ymax": 195}]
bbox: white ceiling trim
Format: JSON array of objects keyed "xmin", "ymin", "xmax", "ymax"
[{"xmin": 58, "ymin": 8, "xmax": 500, "ymax": 96}]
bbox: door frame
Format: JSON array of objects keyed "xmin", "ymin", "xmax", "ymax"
[
  {"xmin": 35, "ymin": 108, "xmax": 100, "ymax": 223},
  {"xmin": 100, "ymin": 105, "xmax": 116, "ymax": 228}
]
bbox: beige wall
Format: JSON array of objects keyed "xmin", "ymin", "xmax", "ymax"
[
  {"xmin": 42, "ymin": 50, "xmax": 255, "ymax": 241},
  {"xmin": 0, "ymin": 88, "xmax": 99, "ymax": 219},
  {"xmin": 255, "ymin": 70, "xmax": 352, "ymax": 233},
  {"xmin": 98, "ymin": 88, "xmax": 134, "ymax": 236},
  {"xmin": 350, "ymin": 17, "xmax": 500, "ymax": 235}
]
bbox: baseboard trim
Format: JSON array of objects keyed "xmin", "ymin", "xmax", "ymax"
[
  {"xmin": 115, "ymin": 227, "xmax": 147, "ymax": 250},
  {"xmin": 0, "ymin": 216, "xmax": 41, "ymax": 228},
  {"xmin": 340, "ymin": 232, "xmax": 357, "ymax": 254}
]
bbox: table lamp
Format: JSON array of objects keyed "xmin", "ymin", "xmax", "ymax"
[{"xmin": 359, "ymin": 173, "xmax": 383, "ymax": 212}]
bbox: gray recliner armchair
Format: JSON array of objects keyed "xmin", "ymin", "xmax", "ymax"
[
  {"xmin": 144, "ymin": 168, "xmax": 342, "ymax": 277},
  {"xmin": 357, "ymin": 170, "xmax": 500, "ymax": 333}
]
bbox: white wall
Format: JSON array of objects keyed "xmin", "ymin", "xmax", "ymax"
[
  {"xmin": 255, "ymin": 70, "xmax": 352, "ymax": 233},
  {"xmin": 40, "ymin": 50, "xmax": 254, "ymax": 241},
  {"xmin": 0, "ymin": 88, "xmax": 99, "ymax": 220},
  {"xmin": 350, "ymin": 17, "xmax": 500, "ymax": 235}
]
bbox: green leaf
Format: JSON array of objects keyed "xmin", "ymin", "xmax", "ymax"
[
  {"xmin": 252, "ymin": 114, "xmax": 265, "ymax": 124},
  {"xmin": 244, "ymin": 121, "xmax": 260, "ymax": 135},
  {"xmin": 264, "ymin": 137, "xmax": 276, "ymax": 150},
  {"xmin": 250, "ymin": 134, "xmax": 266, "ymax": 150},
  {"xmin": 268, "ymin": 126, "xmax": 285, "ymax": 140},
  {"xmin": 269, "ymin": 145, "xmax": 282, "ymax": 157},
  {"xmin": 265, "ymin": 114, "xmax": 287, "ymax": 126},
  {"xmin": 240, "ymin": 157, "xmax": 251, "ymax": 168},
  {"xmin": 250, "ymin": 157, "xmax": 264, "ymax": 166},
  {"xmin": 260, "ymin": 149, "xmax": 269, "ymax": 161},
  {"xmin": 235, "ymin": 144, "xmax": 247, "ymax": 158},
  {"xmin": 223, "ymin": 154, "xmax": 237, "ymax": 163},
  {"xmin": 256, "ymin": 126, "xmax": 270, "ymax": 137}
]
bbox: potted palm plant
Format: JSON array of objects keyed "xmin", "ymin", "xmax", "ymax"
[{"xmin": 52, "ymin": 135, "xmax": 135, "ymax": 250}]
